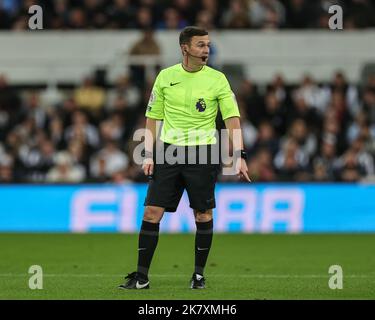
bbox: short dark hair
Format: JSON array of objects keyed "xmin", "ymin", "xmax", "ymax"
[{"xmin": 179, "ymin": 26, "xmax": 208, "ymax": 46}]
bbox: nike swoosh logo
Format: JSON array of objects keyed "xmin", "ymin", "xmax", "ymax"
[
  {"xmin": 138, "ymin": 248, "xmax": 146, "ymax": 251},
  {"xmin": 170, "ymin": 82, "xmax": 181, "ymax": 86},
  {"xmin": 197, "ymin": 247, "xmax": 209, "ymax": 251},
  {"xmin": 136, "ymin": 281, "xmax": 149, "ymax": 289}
]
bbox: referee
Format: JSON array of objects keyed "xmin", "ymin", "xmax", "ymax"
[{"xmin": 119, "ymin": 26, "xmax": 251, "ymax": 290}]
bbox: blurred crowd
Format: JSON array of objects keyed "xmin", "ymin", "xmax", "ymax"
[
  {"xmin": 1, "ymin": 67, "xmax": 375, "ymax": 184},
  {"xmin": 1, "ymin": 0, "xmax": 375, "ymax": 30}
]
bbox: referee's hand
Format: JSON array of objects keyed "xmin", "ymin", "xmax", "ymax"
[
  {"xmin": 142, "ymin": 158, "xmax": 154, "ymax": 177},
  {"xmin": 236, "ymin": 158, "xmax": 251, "ymax": 182}
]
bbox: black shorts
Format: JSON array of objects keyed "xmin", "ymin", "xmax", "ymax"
[{"xmin": 144, "ymin": 143, "xmax": 220, "ymax": 212}]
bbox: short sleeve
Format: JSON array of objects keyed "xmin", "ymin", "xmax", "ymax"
[
  {"xmin": 145, "ymin": 71, "xmax": 164, "ymax": 120},
  {"xmin": 217, "ymin": 74, "xmax": 240, "ymax": 120}
]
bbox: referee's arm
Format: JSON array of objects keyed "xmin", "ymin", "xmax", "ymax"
[
  {"xmin": 143, "ymin": 71, "xmax": 164, "ymax": 177},
  {"xmin": 224, "ymin": 116, "xmax": 251, "ymax": 182},
  {"xmin": 143, "ymin": 117, "xmax": 158, "ymax": 176}
]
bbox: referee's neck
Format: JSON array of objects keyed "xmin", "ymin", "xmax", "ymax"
[{"xmin": 181, "ymin": 62, "xmax": 203, "ymax": 73}]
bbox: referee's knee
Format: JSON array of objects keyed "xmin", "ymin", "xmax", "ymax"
[
  {"xmin": 143, "ymin": 206, "xmax": 164, "ymax": 223},
  {"xmin": 194, "ymin": 209, "xmax": 213, "ymax": 222}
]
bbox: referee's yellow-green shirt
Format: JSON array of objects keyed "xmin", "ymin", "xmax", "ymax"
[{"xmin": 145, "ymin": 63, "xmax": 240, "ymax": 146}]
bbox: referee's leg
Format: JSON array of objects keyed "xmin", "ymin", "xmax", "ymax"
[
  {"xmin": 193, "ymin": 209, "xmax": 214, "ymax": 277},
  {"xmin": 136, "ymin": 206, "xmax": 165, "ymax": 280}
]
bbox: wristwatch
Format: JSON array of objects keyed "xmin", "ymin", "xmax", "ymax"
[
  {"xmin": 141, "ymin": 150, "xmax": 153, "ymax": 159},
  {"xmin": 234, "ymin": 149, "xmax": 247, "ymax": 161}
]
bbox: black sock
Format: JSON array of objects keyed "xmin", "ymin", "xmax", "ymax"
[
  {"xmin": 137, "ymin": 220, "xmax": 160, "ymax": 280},
  {"xmin": 194, "ymin": 219, "xmax": 213, "ymax": 275}
]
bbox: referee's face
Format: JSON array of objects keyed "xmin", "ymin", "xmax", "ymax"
[{"xmin": 187, "ymin": 35, "xmax": 210, "ymax": 65}]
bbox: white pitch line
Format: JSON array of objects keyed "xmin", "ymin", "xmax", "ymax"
[{"xmin": 0, "ymin": 274, "xmax": 373, "ymax": 278}]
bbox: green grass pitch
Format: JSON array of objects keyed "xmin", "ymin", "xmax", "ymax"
[{"xmin": 0, "ymin": 233, "xmax": 374, "ymax": 300}]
